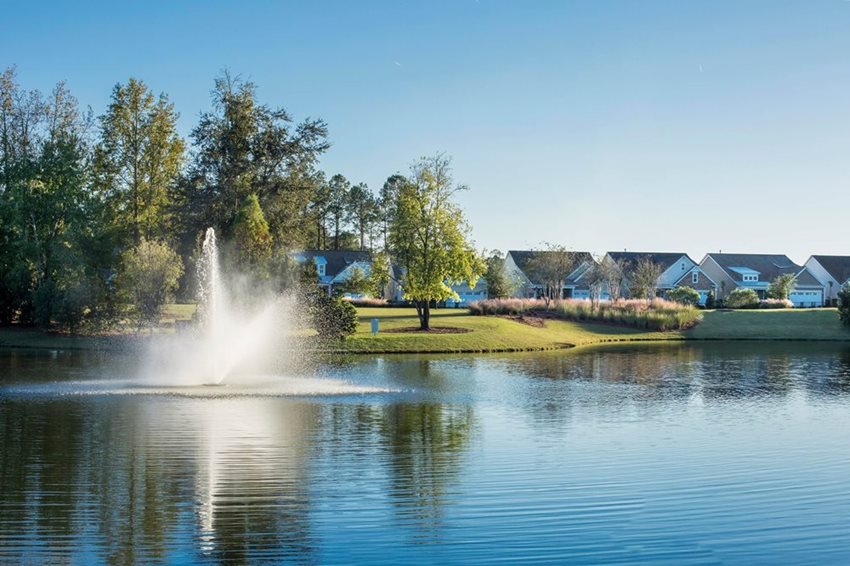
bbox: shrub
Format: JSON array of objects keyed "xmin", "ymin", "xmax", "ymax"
[
  {"xmin": 726, "ymin": 288, "xmax": 759, "ymax": 309},
  {"xmin": 705, "ymin": 291, "xmax": 716, "ymax": 309},
  {"xmin": 767, "ymin": 274, "xmax": 796, "ymax": 301},
  {"xmin": 312, "ymin": 293, "xmax": 358, "ymax": 340},
  {"xmin": 838, "ymin": 283, "xmax": 850, "ymax": 326},
  {"xmin": 667, "ymin": 286, "xmax": 701, "ymax": 306},
  {"xmin": 117, "ymin": 239, "xmax": 184, "ymax": 330},
  {"xmin": 758, "ymin": 298, "xmax": 793, "ymax": 309},
  {"xmin": 469, "ymin": 297, "xmax": 701, "ymax": 331},
  {"xmin": 343, "ymin": 297, "xmax": 388, "ymax": 308}
]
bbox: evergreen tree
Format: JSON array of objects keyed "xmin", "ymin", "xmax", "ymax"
[
  {"xmin": 94, "ymin": 78, "xmax": 184, "ymax": 243},
  {"xmin": 232, "ymin": 194, "xmax": 273, "ymax": 273}
]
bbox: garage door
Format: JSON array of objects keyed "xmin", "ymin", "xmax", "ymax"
[{"xmin": 789, "ymin": 290, "xmax": 823, "ymax": 307}]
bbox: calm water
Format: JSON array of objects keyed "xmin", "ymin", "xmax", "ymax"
[{"xmin": 3, "ymin": 343, "xmax": 850, "ymax": 564}]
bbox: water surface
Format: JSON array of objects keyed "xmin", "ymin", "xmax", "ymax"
[{"xmin": 2, "ymin": 343, "xmax": 850, "ymax": 563}]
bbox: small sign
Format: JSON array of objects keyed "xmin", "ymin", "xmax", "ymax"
[{"xmin": 371, "ymin": 318, "xmax": 379, "ymax": 335}]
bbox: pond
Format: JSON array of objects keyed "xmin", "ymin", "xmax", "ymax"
[{"xmin": 2, "ymin": 342, "xmax": 850, "ymax": 563}]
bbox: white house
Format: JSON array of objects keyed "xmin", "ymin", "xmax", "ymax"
[
  {"xmin": 444, "ymin": 278, "xmax": 488, "ymax": 307},
  {"xmin": 291, "ymin": 250, "xmax": 379, "ymax": 296},
  {"xmin": 603, "ymin": 251, "xmax": 700, "ymax": 297},
  {"xmin": 804, "ymin": 256, "xmax": 850, "ymax": 304},
  {"xmin": 504, "ymin": 250, "xmax": 596, "ymax": 299}
]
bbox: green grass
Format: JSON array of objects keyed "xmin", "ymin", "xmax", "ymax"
[
  {"xmin": 686, "ymin": 308, "xmax": 850, "ymax": 341},
  {"xmin": 337, "ymin": 307, "xmax": 675, "ymax": 353},
  {"xmin": 2, "ymin": 305, "xmax": 849, "ymax": 354}
]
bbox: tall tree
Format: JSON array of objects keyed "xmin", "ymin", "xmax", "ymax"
[
  {"xmin": 389, "ymin": 154, "xmax": 483, "ymax": 330},
  {"xmin": 379, "ymin": 174, "xmax": 407, "ymax": 250},
  {"xmin": 94, "ymin": 78, "xmax": 184, "ymax": 243},
  {"xmin": 346, "ymin": 182, "xmax": 378, "ymax": 251},
  {"xmin": 0, "ymin": 68, "xmax": 108, "ymax": 328},
  {"xmin": 326, "ymin": 174, "xmax": 350, "ymax": 250},
  {"xmin": 185, "ymin": 72, "xmax": 329, "ymax": 251}
]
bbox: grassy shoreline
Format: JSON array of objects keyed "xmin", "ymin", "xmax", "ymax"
[{"xmin": 2, "ymin": 306, "xmax": 849, "ymax": 354}]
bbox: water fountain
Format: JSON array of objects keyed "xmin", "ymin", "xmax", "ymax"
[
  {"xmin": 192, "ymin": 227, "xmax": 279, "ymax": 385},
  {"xmin": 0, "ymin": 226, "xmax": 396, "ymax": 398}
]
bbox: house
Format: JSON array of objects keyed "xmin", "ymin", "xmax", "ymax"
[
  {"xmin": 444, "ymin": 278, "xmax": 488, "ymax": 307},
  {"xmin": 671, "ymin": 266, "xmax": 718, "ymax": 306},
  {"xmin": 504, "ymin": 250, "xmax": 596, "ymax": 299},
  {"xmin": 603, "ymin": 251, "xmax": 700, "ymax": 298},
  {"xmin": 803, "ymin": 256, "xmax": 850, "ymax": 305},
  {"xmin": 699, "ymin": 253, "xmax": 825, "ymax": 307},
  {"xmin": 291, "ymin": 250, "xmax": 376, "ymax": 296}
]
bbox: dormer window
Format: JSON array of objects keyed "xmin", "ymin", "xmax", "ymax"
[
  {"xmin": 317, "ymin": 264, "xmax": 326, "ymax": 276},
  {"xmin": 743, "ymin": 274, "xmax": 758, "ymax": 282}
]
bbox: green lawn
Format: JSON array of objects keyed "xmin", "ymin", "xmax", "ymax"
[
  {"xmin": 2, "ymin": 305, "xmax": 849, "ymax": 354},
  {"xmin": 686, "ymin": 308, "xmax": 850, "ymax": 341},
  {"xmin": 338, "ymin": 307, "xmax": 675, "ymax": 353}
]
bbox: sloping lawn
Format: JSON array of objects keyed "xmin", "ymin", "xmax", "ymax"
[
  {"xmin": 337, "ymin": 307, "xmax": 675, "ymax": 353},
  {"xmin": 687, "ymin": 308, "xmax": 850, "ymax": 341}
]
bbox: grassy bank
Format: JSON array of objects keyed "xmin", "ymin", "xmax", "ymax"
[
  {"xmin": 335, "ymin": 307, "xmax": 850, "ymax": 353},
  {"xmin": 1, "ymin": 306, "xmax": 849, "ymax": 354},
  {"xmin": 337, "ymin": 308, "xmax": 673, "ymax": 353}
]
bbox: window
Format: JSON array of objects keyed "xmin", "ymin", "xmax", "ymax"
[
  {"xmin": 743, "ymin": 274, "xmax": 757, "ymax": 282},
  {"xmin": 317, "ymin": 264, "xmax": 326, "ymax": 276},
  {"xmin": 691, "ymin": 271, "xmax": 699, "ymax": 285}
]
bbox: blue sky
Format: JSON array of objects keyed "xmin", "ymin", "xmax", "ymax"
[{"xmin": 3, "ymin": 1, "xmax": 850, "ymax": 262}]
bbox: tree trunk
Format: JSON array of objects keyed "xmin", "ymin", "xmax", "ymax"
[{"xmin": 420, "ymin": 300, "xmax": 431, "ymax": 330}]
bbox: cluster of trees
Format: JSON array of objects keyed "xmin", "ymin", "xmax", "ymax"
[
  {"xmin": 1, "ymin": 67, "xmax": 484, "ymax": 334},
  {"xmin": 0, "ymin": 68, "xmax": 340, "ymax": 330}
]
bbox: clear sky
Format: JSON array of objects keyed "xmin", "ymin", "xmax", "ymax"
[{"xmin": 3, "ymin": 1, "xmax": 850, "ymax": 263}]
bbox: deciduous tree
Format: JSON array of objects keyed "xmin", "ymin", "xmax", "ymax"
[
  {"xmin": 389, "ymin": 154, "xmax": 483, "ymax": 330},
  {"xmin": 629, "ymin": 257, "xmax": 662, "ymax": 301},
  {"xmin": 525, "ymin": 245, "xmax": 577, "ymax": 307}
]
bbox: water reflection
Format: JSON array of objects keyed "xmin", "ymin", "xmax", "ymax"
[{"xmin": 4, "ymin": 343, "xmax": 850, "ymax": 562}]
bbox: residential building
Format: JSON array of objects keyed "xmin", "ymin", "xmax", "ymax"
[
  {"xmin": 504, "ymin": 250, "xmax": 595, "ymax": 299},
  {"xmin": 803, "ymin": 255, "xmax": 850, "ymax": 304},
  {"xmin": 699, "ymin": 253, "xmax": 825, "ymax": 307}
]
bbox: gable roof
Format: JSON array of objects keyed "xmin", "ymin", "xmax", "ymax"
[
  {"xmin": 794, "ymin": 268, "xmax": 824, "ymax": 287},
  {"xmin": 606, "ymin": 251, "xmax": 693, "ymax": 272},
  {"xmin": 293, "ymin": 250, "xmax": 372, "ymax": 278},
  {"xmin": 811, "ymin": 255, "xmax": 850, "ymax": 285},
  {"xmin": 704, "ymin": 253, "xmax": 801, "ymax": 282},
  {"xmin": 673, "ymin": 266, "xmax": 717, "ymax": 288},
  {"xmin": 507, "ymin": 250, "xmax": 594, "ymax": 285}
]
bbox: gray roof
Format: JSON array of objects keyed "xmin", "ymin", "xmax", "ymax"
[
  {"xmin": 811, "ymin": 255, "xmax": 850, "ymax": 285},
  {"xmin": 294, "ymin": 250, "xmax": 372, "ymax": 278},
  {"xmin": 507, "ymin": 250, "xmax": 594, "ymax": 285},
  {"xmin": 606, "ymin": 251, "xmax": 692, "ymax": 272},
  {"xmin": 704, "ymin": 253, "xmax": 801, "ymax": 282},
  {"xmin": 508, "ymin": 250, "xmax": 592, "ymax": 270}
]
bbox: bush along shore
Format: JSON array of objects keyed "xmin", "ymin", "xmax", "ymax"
[{"xmin": 469, "ymin": 298, "xmax": 703, "ymax": 331}]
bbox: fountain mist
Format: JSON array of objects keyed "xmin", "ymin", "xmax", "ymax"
[{"xmin": 139, "ymin": 227, "xmax": 285, "ymax": 386}]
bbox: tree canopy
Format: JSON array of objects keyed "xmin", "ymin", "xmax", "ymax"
[{"xmin": 389, "ymin": 154, "xmax": 483, "ymax": 329}]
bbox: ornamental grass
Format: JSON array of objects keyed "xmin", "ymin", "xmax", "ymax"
[{"xmin": 469, "ymin": 298, "xmax": 702, "ymax": 331}]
